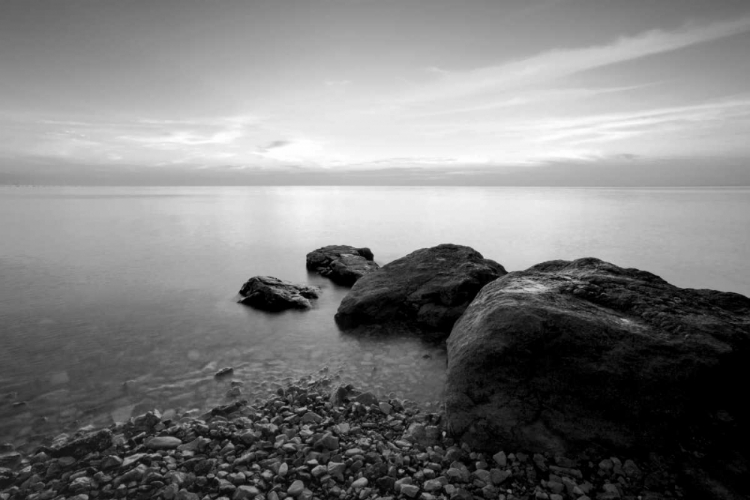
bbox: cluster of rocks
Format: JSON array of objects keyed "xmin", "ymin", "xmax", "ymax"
[
  {"xmin": 0, "ymin": 379, "xmax": 683, "ymax": 500},
  {"xmin": 235, "ymin": 243, "xmax": 750, "ymax": 498},
  {"xmin": 444, "ymin": 258, "xmax": 750, "ymax": 499},
  {"xmin": 237, "ymin": 245, "xmax": 379, "ymax": 312}
]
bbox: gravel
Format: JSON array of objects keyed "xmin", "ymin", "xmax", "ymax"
[{"xmin": 0, "ymin": 377, "xmax": 684, "ymax": 500}]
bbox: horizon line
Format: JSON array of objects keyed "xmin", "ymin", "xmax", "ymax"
[{"xmin": 3, "ymin": 184, "xmax": 749, "ymax": 189}]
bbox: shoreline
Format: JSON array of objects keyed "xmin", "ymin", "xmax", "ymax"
[
  {"xmin": 1, "ymin": 375, "xmax": 683, "ymax": 500},
  {"xmin": 1, "ymin": 351, "xmax": 447, "ymax": 457}
]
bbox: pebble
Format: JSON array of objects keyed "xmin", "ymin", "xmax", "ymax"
[
  {"xmin": 401, "ymin": 483, "xmax": 421, "ymax": 497},
  {"xmin": 145, "ymin": 436, "xmax": 182, "ymax": 450},
  {"xmin": 233, "ymin": 485, "xmax": 260, "ymax": 499},
  {"xmin": 278, "ymin": 462, "xmax": 288, "ymax": 476},
  {"xmin": 423, "ymin": 478, "xmax": 443, "ymax": 491},
  {"xmin": 351, "ymin": 477, "xmax": 368, "ymax": 489},
  {"xmin": 287, "ymin": 479, "xmax": 305, "ymax": 496}
]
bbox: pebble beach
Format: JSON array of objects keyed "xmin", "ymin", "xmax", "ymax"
[{"xmin": 0, "ymin": 375, "xmax": 683, "ymax": 500}]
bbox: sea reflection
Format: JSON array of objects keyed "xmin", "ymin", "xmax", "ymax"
[{"xmin": 2, "ymin": 186, "xmax": 750, "ymax": 453}]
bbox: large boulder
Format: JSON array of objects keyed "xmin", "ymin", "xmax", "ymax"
[
  {"xmin": 306, "ymin": 245, "xmax": 379, "ymax": 286},
  {"xmin": 335, "ymin": 244, "xmax": 506, "ymax": 336},
  {"xmin": 445, "ymin": 258, "xmax": 750, "ymax": 499},
  {"xmin": 238, "ymin": 276, "xmax": 320, "ymax": 311}
]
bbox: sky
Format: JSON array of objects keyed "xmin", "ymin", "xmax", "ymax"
[{"xmin": 1, "ymin": 0, "xmax": 750, "ymax": 186}]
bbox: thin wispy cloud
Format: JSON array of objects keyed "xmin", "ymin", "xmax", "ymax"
[
  {"xmin": 120, "ymin": 115, "xmax": 259, "ymax": 147},
  {"xmin": 533, "ymin": 98, "xmax": 750, "ymax": 144},
  {"xmin": 407, "ymin": 83, "xmax": 659, "ymax": 118},
  {"xmin": 399, "ymin": 15, "xmax": 750, "ymax": 106}
]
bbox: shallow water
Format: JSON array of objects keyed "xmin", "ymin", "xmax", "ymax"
[{"xmin": 1, "ymin": 185, "xmax": 749, "ymax": 451}]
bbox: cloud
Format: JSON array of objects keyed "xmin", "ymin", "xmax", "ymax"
[
  {"xmin": 253, "ymin": 138, "xmax": 336, "ymax": 165},
  {"xmin": 256, "ymin": 140, "xmax": 292, "ymax": 153},
  {"xmin": 408, "ymin": 83, "xmax": 657, "ymax": 118},
  {"xmin": 399, "ymin": 15, "xmax": 750, "ymax": 106},
  {"xmin": 119, "ymin": 115, "xmax": 258, "ymax": 147},
  {"xmin": 342, "ymin": 156, "xmax": 459, "ymax": 170},
  {"xmin": 532, "ymin": 98, "xmax": 750, "ymax": 144}
]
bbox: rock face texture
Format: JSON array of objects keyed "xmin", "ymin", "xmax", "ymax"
[
  {"xmin": 237, "ymin": 276, "xmax": 320, "ymax": 311},
  {"xmin": 306, "ymin": 245, "xmax": 379, "ymax": 286},
  {"xmin": 335, "ymin": 244, "xmax": 506, "ymax": 336},
  {"xmin": 445, "ymin": 257, "xmax": 750, "ymax": 498}
]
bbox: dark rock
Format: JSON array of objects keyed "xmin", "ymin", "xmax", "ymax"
[
  {"xmin": 0, "ymin": 452, "xmax": 20, "ymax": 469},
  {"xmin": 237, "ymin": 276, "xmax": 320, "ymax": 311},
  {"xmin": 306, "ymin": 245, "xmax": 379, "ymax": 286},
  {"xmin": 48, "ymin": 429, "xmax": 113, "ymax": 459},
  {"xmin": 330, "ymin": 383, "xmax": 355, "ymax": 406},
  {"xmin": 215, "ymin": 367, "xmax": 234, "ymax": 378},
  {"xmin": 335, "ymin": 244, "xmax": 506, "ymax": 336},
  {"xmin": 354, "ymin": 392, "xmax": 379, "ymax": 406},
  {"xmin": 210, "ymin": 400, "xmax": 246, "ymax": 417},
  {"xmin": 445, "ymin": 257, "xmax": 750, "ymax": 499},
  {"xmin": 130, "ymin": 410, "xmax": 162, "ymax": 434}
]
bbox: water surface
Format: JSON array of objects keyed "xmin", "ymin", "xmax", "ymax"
[{"xmin": 1, "ymin": 186, "xmax": 749, "ymax": 450}]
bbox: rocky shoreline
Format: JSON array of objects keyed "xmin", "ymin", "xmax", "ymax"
[
  {"xmin": 1, "ymin": 376, "xmax": 683, "ymax": 500},
  {"xmin": 4, "ymin": 243, "xmax": 748, "ymax": 499}
]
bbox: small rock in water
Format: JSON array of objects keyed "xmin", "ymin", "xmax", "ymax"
[
  {"xmin": 238, "ymin": 276, "xmax": 320, "ymax": 311},
  {"xmin": 226, "ymin": 386, "xmax": 242, "ymax": 398},
  {"xmin": 215, "ymin": 367, "xmax": 234, "ymax": 378}
]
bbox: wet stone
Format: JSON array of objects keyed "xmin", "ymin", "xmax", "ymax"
[{"xmin": 145, "ymin": 436, "xmax": 182, "ymax": 450}]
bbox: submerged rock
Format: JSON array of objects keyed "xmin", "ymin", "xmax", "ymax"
[
  {"xmin": 214, "ymin": 367, "xmax": 234, "ymax": 378},
  {"xmin": 335, "ymin": 244, "xmax": 506, "ymax": 337},
  {"xmin": 306, "ymin": 245, "xmax": 379, "ymax": 286},
  {"xmin": 237, "ymin": 276, "xmax": 320, "ymax": 311},
  {"xmin": 47, "ymin": 428, "xmax": 113, "ymax": 459},
  {"xmin": 445, "ymin": 257, "xmax": 750, "ymax": 499}
]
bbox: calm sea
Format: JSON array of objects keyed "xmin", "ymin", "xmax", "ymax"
[{"xmin": 1, "ymin": 186, "xmax": 749, "ymax": 450}]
